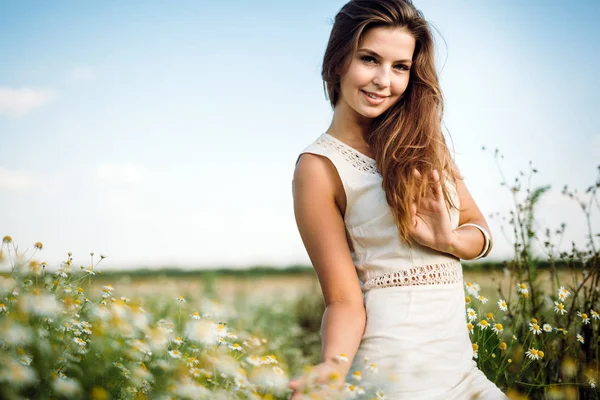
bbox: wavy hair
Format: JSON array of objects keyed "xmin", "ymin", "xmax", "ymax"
[{"xmin": 322, "ymin": 0, "xmax": 463, "ymax": 244}]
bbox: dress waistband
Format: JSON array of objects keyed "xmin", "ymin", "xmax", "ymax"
[{"xmin": 361, "ymin": 260, "xmax": 463, "ymax": 291}]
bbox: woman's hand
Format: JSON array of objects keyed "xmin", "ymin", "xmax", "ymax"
[
  {"xmin": 408, "ymin": 168, "xmax": 457, "ymax": 253},
  {"xmin": 288, "ymin": 360, "xmax": 345, "ymax": 399}
]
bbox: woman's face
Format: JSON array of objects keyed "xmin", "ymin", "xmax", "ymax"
[{"xmin": 337, "ymin": 26, "xmax": 415, "ymax": 121}]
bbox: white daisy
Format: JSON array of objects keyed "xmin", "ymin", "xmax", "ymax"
[
  {"xmin": 466, "ymin": 308, "xmax": 477, "ymax": 322},
  {"xmin": 525, "ymin": 348, "xmax": 540, "ymax": 360},
  {"xmin": 492, "ymin": 323, "xmax": 504, "ymax": 334},
  {"xmin": 477, "ymin": 295, "xmax": 488, "ymax": 304},
  {"xmin": 529, "ymin": 323, "xmax": 542, "ymax": 335},
  {"xmin": 168, "ymin": 350, "xmax": 182, "ymax": 359},
  {"xmin": 516, "ymin": 282, "xmax": 528, "ymax": 295},
  {"xmin": 576, "ymin": 334, "xmax": 584, "ymax": 344},
  {"xmin": 554, "ymin": 301, "xmax": 567, "ymax": 315},
  {"xmin": 590, "ymin": 309, "xmax": 599, "ymax": 320},
  {"xmin": 543, "ymin": 324, "xmax": 552, "ymax": 332},
  {"xmin": 477, "ymin": 320, "xmax": 489, "ymax": 330},
  {"xmin": 577, "ymin": 311, "xmax": 591, "ymax": 324},
  {"xmin": 497, "ymin": 299, "xmax": 508, "ymax": 312}
]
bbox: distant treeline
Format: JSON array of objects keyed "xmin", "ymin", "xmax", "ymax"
[{"xmin": 80, "ymin": 259, "xmax": 580, "ymax": 279}]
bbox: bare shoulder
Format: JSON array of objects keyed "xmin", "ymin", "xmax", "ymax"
[{"xmin": 292, "ymin": 153, "xmax": 363, "ymax": 306}]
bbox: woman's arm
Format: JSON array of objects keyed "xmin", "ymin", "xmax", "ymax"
[
  {"xmin": 292, "ymin": 153, "xmax": 366, "ymax": 376},
  {"xmin": 445, "ymin": 178, "xmax": 494, "ymax": 260}
]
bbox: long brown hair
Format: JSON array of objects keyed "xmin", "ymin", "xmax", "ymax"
[{"xmin": 322, "ymin": 0, "xmax": 463, "ymax": 244}]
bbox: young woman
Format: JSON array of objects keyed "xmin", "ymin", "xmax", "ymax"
[{"xmin": 290, "ymin": 0, "xmax": 508, "ymax": 398}]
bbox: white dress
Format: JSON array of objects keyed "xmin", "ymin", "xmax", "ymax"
[{"xmin": 296, "ymin": 133, "xmax": 508, "ymax": 399}]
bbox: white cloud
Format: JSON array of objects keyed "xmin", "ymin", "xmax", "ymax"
[
  {"xmin": 0, "ymin": 87, "xmax": 55, "ymax": 117},
  {"xmin": 94, "ymin": 163, "xmax": 144, "ymax": 185},
  {"xmin": 68, "ymin": 65, "xmax": 97, "ymax": 84},
  {"xmin": 0, "ymin": 168, "xmax": 34, "ymax": 191}
]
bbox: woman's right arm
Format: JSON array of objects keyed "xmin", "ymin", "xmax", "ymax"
[{"xmin": 291, "ymin": 153, "xmax": 366, "ymax": 378}]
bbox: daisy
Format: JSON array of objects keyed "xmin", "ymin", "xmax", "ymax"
[
  {"xmin": 589, "ymin": 378, "xmax": 597, "ymax": 389},
  {"xmin": 543, "ymin": 324, "xmax": 552, "ymax": 332},
  {"xmin": 351, "ymin": 370, "xmax": 362, "ymax": 382},
  {"xmin": 525, "ymin": 348, "xmax": 540, "ymax": 360},
  {"xmin": 577, "ymin": 311, "xmax": 591, "ymax": 324},
  {"xmin": 334, "ymin": 353, "xmax": 348, "ymax": 363},
  {"xmin": 465, "ymin": 282, "xmax": 480, "ymax": 296},
  {"xmin": 558, "ymin": 286, "xmax": 571, "ymax": 300},
  {"xmin": 0, "ymin": 303, "xmax": 7, "ymax": 313},
  {"xmin": 554, "ymin": 301, "xmax": 567, "ymax": 315},
  {"xmin": 497, "ymin": 299, "xmax": 507, "ymax": 312},
  {"xmin": 576, "ymin": 334, "xmax": 584, "ymax": 344},
  {"xmin": 477, "ymin": 320, "xmax": 489, "ymax": 330},
  {"xmin": 554, "ymin": 327, "xmax": 568, "ymax": 335},
  {"xmin": 73, "ymin": 337, "xmax": 86, "ymax": 347},
  {"xmin": 477, "ymin": 295, "xmax": 489, "ymax": 304},
  {"xmin": 492, "ymin": 323, "xmax": 504, "ymax": 334},
  {"xmin": 229, "ymin": 343, "xmax": 244, "ymax": 352},
  {"xmin": 367, "ymin": 363, "xmax": 378, "ymax": 374},
  {"xmin": 189, "ymin": 312, "xmax": 201, "ymax": 320},
  {"xmin": 485, "ymin": 312, "xmax": 495, "ymax": 321},
  {"xmin": 529, "ymin": 323, "xmax": 542, "ymax": 335},
  {"xmin": 472, "ymin": 343, "xmax": 479, "ymax": 359},
  {"xmin": 465, "ymin": 296, "xmax": 471, "ymax": 303},
  {"xmin": 466, "ymin": 308, "xmax": 477, "ymax": 322},
  {"xmin": 498, "ymin": 342, "xmax": 507, "ymax": 351},
  {"xmin": 168, "ymin": 350, "xmax": 182, "ymax": 359},
  {"xmin": 177, "ymin": 296, "xmax": 186, "ymax": 303},
  {"xmin": 591, "ymin": 309, "xmax": 599, "ymax": 320},
  {"xmin": 172, "ymin": 337, "xmax": 183, "ymax": 345},
  {"xmin": 516, "ymin": 282, "xmax": 528, "ymax": 295},
  {"xmin": 376, "ymin": 391, "xmax": 386, "ymax": 399},
  {"xmin": 467, "ymin": 322, "xmax": 474, "ymax": 334}
]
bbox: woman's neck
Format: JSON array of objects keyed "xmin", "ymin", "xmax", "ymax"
[{"xmin": 326, "ymin": 104, "xmax": 372, "ymax": 147}]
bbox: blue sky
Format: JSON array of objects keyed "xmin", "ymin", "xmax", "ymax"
[{"xmin": 1, "ymin": 1, "xmax": 598, "ymax": 270}]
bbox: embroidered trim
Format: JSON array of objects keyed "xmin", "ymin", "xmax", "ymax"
[
  {"xmin": 362, "ymin": 261, "xmax": 462, "ymax": 291},
  {"xmin": 317, "ymin": 134, "xmax": 380, "ymax": 174}
]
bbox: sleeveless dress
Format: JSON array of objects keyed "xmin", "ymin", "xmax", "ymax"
[{"xmin": 296, "ymin": 133, "xmax": 508, "ymax": 399}]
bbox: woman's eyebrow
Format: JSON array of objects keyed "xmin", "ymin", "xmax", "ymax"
[{"xmin": 357, "ymin": 48, "xmax": 412, "ymax": 64}]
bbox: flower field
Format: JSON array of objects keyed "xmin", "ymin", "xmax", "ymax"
[{"xmin": 0, "ymin": 163, "xmax": 598, "ymax": 399}]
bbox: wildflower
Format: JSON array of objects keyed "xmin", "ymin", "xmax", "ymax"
[
  {"xmin": 467, "ymin": 322, "xmax": 474, "ymax": 334},
  {"xmin": 554, "ymin": 327, "xmax": 568, "ymax": 335},
  {"xmin": 262, "ymin": 355, "xmax": 278, "ymax": 364},
  {"xmin": 367, "ymin": 363, "xmax": 378, "ymax": 374},
  {"xmin": 83, "ymin": 265, "xmax": 95, "ymax": 275},
  {"xmin": 190, "ymin": 368, "xmax": 200, "ymax": 377},
  {"xmin": 376, "ymin": 391, "xmax": 386, "ymax": 399},
  {"xmin": 472, "ymin": 343, "xmax": 479, "ymax": 359},
  {"xmin": 497, "ymin": 299, "xmax": 507, "ymax": 312},
  {"xmin": 177, "ymin": 296, "xmax": 186, "ymax": 303},
  {"xmin": 172, "ymin": 337, "xmax": 183, "ymax": 345},
  {"xmin": 558, "ymin": 286, "xmax": 571, "ymax": 301},
  {"xmin": 477, "ymin": 295, "xmax": 488, "ymax": 304},
  {"xmin": 34, "ymin": 242, "xmax": 43, "ymax": 250},
  {"xmin": 51, "ymin": 377, "xmax": 81, "ymax": 397},
  {"xmin": 245, "ymin": 355, "xmax": 262, "ymax": 366},
  {"xmin": 168, "ymin": 350, "xmax": 182, "ymax": 359},
  {"xmin": 334, "ymin": 353, "xmax": 349, "ymax": 363},
  {"xmin": 477, "ymin": 320, "xmax": 489, "ymax": 330},
  {"xmin": 229, "ymin": 343, "xmax": 244, "ymax": 352},
  {"xmin": 73, "ymin": 338, "xmax": 86, "ymax": 347},
  {"xmin": 577, "ymin": 334, "xmax": 584, "ymax": 344},
  {"xmin": 0, "ymin": 303, "xmax": 7, "ymax": 313},
  {"xmin": 465, "ymin": 296, "xmax": 471, "ymax": 303},
  {"xmin": 591, "ymin": 309, "xmax": 599, "ymax": 320},
  {"xmin": 577, "ymin": 311, "xmax": 591, "ymax": 324},
  {"xmin": 529, "ymin": 323, "xmax": 542, "ymax": 335},
  {"xmin": 189, "ymin": 312, "xmax": 201, "ymax": 320},
  {"xmin": 465, "ymin": 282, "xmax": 480, "ymax": 296},
  {"xmin": 3, "ymin": 235, "xmax": 12, "ymax": 243},
  {"xmin": 538, "ymin": 350, "xmax": 545, "ymax": 359},
  {"xmin": 554, "ymin": 301, "xmax": 567, "ymax": 315},
  {"xmin": 466, "ymin": 308, "xmax": 477, "ymax": 322},
  {"xmin": 498, "ymin": 342, "xmax": 507, "ymax": 351},
  {"xmin": 351, "ymin": 370, "xmax": 362, "ymax": 381},
  {"xmin": 525, "ymin": 348, "xmax": 540, "ymax": 360},
  {"xmin": 485, "ymin": 312, "xmax": 495, "ymax": 321},
  {"xmin": 517, "ymin": 282, "xmax": 528, "ymax": 295},
  {"xmin": 589, "ymin": 378, "xmax": 597, "ymax": 389},
  {"xmin": 543, "ymin": 324, "xmax": 552, "ymax": 332},
  {"xmin": 492, "ymin": 323, "xmax": 504, "ymax": 334}
]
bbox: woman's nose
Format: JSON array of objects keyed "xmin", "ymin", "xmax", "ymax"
[{"xmin": 373, "ymin": 66, "xmax": 391, "ymax": 88}]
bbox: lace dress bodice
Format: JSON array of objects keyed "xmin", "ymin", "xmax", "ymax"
[{"xmin": 296, "ymin": 133, "xmax": 463, "ymax": 290}]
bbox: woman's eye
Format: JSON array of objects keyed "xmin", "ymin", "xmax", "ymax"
[
  {"xmin": 360, "ymin": 55, "xmax": 377, "ymax": 64},
  {"xmin": 395, "ymin": 64, "xmax": 409, "ymax": 71}
]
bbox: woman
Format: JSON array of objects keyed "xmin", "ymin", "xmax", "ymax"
[{"xmin": 290, "ymin": 0, "xmax": 508, "ymax": 398}]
